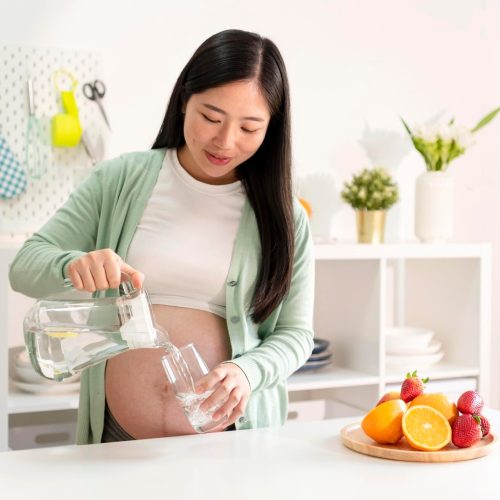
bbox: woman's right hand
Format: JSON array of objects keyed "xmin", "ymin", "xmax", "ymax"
[{"xmin": 66, "ymin": 249, "xmax": 144, "ymax": 292}]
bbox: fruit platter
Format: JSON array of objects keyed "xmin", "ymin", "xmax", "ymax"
[{"xmin": 341, "ymin": 371, "xmax": 497, "ymax": 462}]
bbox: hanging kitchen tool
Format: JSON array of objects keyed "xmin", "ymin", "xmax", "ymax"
[
  {"xmin": 0, "ymin": 129, "xmax": 28, "ymax": 200},
  {"xmin": 25, "ymin": 79, "xmax": 48, "ymax": 179},
  {"xmin": 82, "ymin": 79, "xmax": 112, "ymax": 131},
  {"xmin": 51, "ymin": 69, "xmax": 83, "ymax": 147}
]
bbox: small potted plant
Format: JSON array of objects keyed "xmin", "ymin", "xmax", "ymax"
[{"xmin": 341, "ymin": 167, "xmax": 399, "ymax": 243}]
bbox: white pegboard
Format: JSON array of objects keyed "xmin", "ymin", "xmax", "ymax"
[{"xmin": 0, "ymin": 45, "xmax": 109, "ymax": 242}]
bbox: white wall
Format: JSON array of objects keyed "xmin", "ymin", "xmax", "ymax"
[{"xmin": 1, "ymin": 0, "xmax": 499, "ymax": 405}]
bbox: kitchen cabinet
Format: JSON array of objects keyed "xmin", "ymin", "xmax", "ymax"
[{"xmin": 0, "ymin": 242, "xmax": 492, "ymax": 450}]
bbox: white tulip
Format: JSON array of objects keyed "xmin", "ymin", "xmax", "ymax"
[
  {"xmin": 453, "ymin": 125, "xmax": 473, "ymax": 149},
  {"xmin": 438, "ymin": 123, "xmax": 454, "ymax": 143}
]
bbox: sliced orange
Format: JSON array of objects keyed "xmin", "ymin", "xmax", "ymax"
[
  {"xmin": 361, "ymin": 399, "xmax": 407, "ymax": 444},
  {"xmin": 402, "ymin": 405, "xmax": 452, "ymax": 451},
  {"xmin": 409, "ymin": 393, "xmax": 459, "ymax": 425}
]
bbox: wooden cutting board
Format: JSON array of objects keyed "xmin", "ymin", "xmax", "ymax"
[{"xmin": 341, "ymin": 423, "xmax": 497, "ymax": 462}]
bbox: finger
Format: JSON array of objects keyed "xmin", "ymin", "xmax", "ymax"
[
  {"xmin": 103, "ymin": 259, "xmax": 121, "ymax": 289},
  {"xmin": 78, "ymin": 266, "xmax": 97, "ymax": 293},
  {"xmin": 196, "ymin": 366, "xmax": 227, "ymax": 394},
  {"xmin": 212, "ymin": 388, "xmax": 241, "ymax": 421},
  {"xmin": 199, "ymin": 380, "xmax": 233, "ymax": 413},
  {"xmin": 67, "ymin": 264, "xmax": 84, "ymax": 290},
  {"xmin": 212, "ymin": 400, "xmax": 246, "ymax": 431},
  {"xmin": 120, "ymin": 262, "xmax": 144, "ymax": 289},
  {"xmin": 91, "ymin": 264, "xmax": 111, "ymax": 291}
]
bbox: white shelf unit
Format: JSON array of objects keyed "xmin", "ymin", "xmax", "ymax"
[
  {"xmin": 287, "ymin": 242, "xmax": 492, "ymax": 422},
  {"xmin": 0, "ymin": 243, "xmax": 492, "ymax": 449}
]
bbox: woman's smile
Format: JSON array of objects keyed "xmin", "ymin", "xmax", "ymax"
[{"xmin": 205, "ymin": 150, "xmax": 232, "ymax": 165}]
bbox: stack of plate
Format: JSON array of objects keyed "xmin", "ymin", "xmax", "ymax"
[
  {"xmin": 10, "ymin": 347, "xmax": 80, "ymax": 395},
  {"xmin": 295, "ymin": 338, "xmax": 333, "ymax": 373},
  {"xmin": 385, "ymin": 327, "xmax": 444, "ymax": 371}
]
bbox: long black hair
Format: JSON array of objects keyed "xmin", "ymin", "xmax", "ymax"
[{"xmin": 152, "ymin": 29, "xmax": 294, "ymax": 323}]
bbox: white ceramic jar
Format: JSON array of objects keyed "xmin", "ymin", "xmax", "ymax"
[{"xmin": 414, "ymin": 171, "xmax": 454, "ymax": 243}]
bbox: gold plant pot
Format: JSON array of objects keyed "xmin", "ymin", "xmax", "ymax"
[{"xmin": 355, "ymin": 209, "xmax": 386, "ymax": 244}]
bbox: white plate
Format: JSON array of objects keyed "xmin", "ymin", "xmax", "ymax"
[
  {"xmin": 386, "ymin": 340, "xmax": 442, "ymax": 356},
  {"xmin": 385, "ymin": 350, "xmax": 444, "ymax": 370},
  {"xmin": 11, "ymin": 377, "xmax": 80, "ymax": 395},
  {"xmin": 385, "ymin": 327, "xmax": 434, "ymax": 351}
]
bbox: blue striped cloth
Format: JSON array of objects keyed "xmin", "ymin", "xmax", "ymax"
[{"xmin": 0, "ymin": 134, "xmax": 27, "ymax": 199}]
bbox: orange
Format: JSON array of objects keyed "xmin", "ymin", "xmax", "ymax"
[
  {"xmin": 408, "ymin": 392, "xmax": 459, "ymax": 425},
  {"xmin": 376, "ymin": 391, "xmax": 401, "ymax": 406},
  {"xmin": 361, "ymin": 399, "xmax": 407, "ymax": 444},
  {"xmin": 402, "ymin": 405, "xmax": 452, "ymax": 451},
  {"xmin": 299, "ymin": 198, "xmax": 312, "ymax": 218}
]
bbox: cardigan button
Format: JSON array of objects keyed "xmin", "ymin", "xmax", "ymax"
[
  {"xmin": 230, "ymin": 316, "xmax": 240, "ymax": 324},
  {"xmin": 228, "ymin": 280, "xmax": 238, "ymax": 287}
]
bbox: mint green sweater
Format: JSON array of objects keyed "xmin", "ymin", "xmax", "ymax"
[{"xmin": 9, "ymin": 148, "xmax": 315, "ymax": 444}]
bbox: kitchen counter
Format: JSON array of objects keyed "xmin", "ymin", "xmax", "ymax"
[{"xmin": 1, "ymin": 410, "xmax": 499, "ymax": 500}]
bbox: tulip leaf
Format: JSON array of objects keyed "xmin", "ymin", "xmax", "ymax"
[
  {"xmin": 471, "ymin": 107, "xmax": 500, "ymax": 133},
  {"xmin": 400, "ymin": 117, "xmax": 413, "ymax": 136}
]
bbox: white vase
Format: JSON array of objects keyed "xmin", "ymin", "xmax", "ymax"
[{"xmin": 414, "ymin": 171, "xmax": 454, "ymax": 243}]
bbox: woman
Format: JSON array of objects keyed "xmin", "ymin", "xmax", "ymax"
[{"xmin": 9, "ymin": 29, "xmax": 315, "ymax": 444}]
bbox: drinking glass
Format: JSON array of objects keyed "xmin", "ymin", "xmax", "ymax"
[{"xmin": 161, "ymin": 343, "xmax": 226, "ymax": 433}]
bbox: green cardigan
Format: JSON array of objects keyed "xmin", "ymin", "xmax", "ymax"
[{"xmin": 9, "ymin": 148, "xmax": 315, "ymax": 444}]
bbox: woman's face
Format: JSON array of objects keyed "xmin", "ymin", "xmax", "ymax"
[{"xmin": 178, "ymin": 80, "xmax": 271, "ymax": 185}]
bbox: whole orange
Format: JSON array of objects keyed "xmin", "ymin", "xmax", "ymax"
[
  {"xmin": 361, "ymin": 399, "xmax": 407, "ymax": 444},
  {"xmin": 408, "ymin": 393, "xmax": 458, "ymax": 425},
  {"xmin": 376, "ymin": 391, "xmax": 401, "ymax": 406}
]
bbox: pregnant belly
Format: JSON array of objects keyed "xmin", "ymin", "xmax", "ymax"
[{"xmin": 105, "ymin": 305, "xmax": 232, "ymax": 439}]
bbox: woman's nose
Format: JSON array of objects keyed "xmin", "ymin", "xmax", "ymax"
[{"xmin": 213, "ymin": 124, "xmax": 236, "ymax": 149}]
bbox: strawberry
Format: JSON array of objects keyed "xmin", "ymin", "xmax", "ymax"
[
  {"xmin": 457, "ymin": 390, "xmax": 484, "ymax": 415},
  {"xmin": 478, "ymin": 414, "xmax": 490, "ymax": 437},
  {"xmin": 400, "ymin": 370, "xmax": 429, "ymax": 403},
  {"xmin": 452, "ymin": 414, "xmax": 482, "ymax": 448}
]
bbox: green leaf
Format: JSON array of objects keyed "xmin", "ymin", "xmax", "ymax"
[
  {"xmin": 471, "ymin": 107, "xmax": 500, "ymax": 133},
  {"xmin": 448, "ymin": 117, "xmax": 455, "ymax": 125},
  {"xmin": 400, "ymin": 117, "xmax": 413, "ymax": 137}
]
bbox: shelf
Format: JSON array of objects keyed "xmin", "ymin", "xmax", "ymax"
[
  {"xmin": 287, "ymin": 366, "xmax": 379, "ymax": 392},
  {"xmin": 384, "ymin": 363, "xmax": 479, "ymax": 384},
  {"xmin": 314, "ymin": 242, "xmax": 490, "ymax": 261},
  {"xmin": 8, "ymin": 380, "xmax": 79, "ymax": 414}
]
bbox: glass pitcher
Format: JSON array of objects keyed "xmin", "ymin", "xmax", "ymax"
[{"xmin": 23, "ymin": 277, "xmax": 170, "ymax": 381}]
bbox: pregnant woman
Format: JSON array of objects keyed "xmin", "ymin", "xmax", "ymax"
[{"xmin": 9, "ymin": 29, "xmax": 315, "ymax": 443}]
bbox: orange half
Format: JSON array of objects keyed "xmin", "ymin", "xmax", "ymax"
[{"xmin": 402, "ymin": 405, "xmax": 452, "ymax": 451}]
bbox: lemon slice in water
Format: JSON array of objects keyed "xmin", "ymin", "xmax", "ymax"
[{"xmin": 46, "ymin": 331, "xmax": 79, "ymax": 338}]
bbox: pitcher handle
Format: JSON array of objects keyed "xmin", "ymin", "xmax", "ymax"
[{"xmin": 63, "ymin": 271, "xmax": 138, "ymax": 296}]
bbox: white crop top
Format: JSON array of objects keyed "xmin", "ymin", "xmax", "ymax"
[{"xmin": 126, "ymin": 148, "xmax": 246, "ymax": 318}]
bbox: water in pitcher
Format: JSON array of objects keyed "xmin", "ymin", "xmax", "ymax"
[{"xmin": 23, "ymin": 284, "xmax": 178, "ymax": 381}]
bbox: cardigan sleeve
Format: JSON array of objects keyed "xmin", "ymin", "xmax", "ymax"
[
  {"xmin": 227, "ymin": 203, "xmax": 315, "ymax": 392},
  {"xmin": 8, "ymin": 162, "xmax": 108, "ymax": 298}
]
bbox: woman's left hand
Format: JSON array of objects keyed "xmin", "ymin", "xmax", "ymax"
[{"xmin": 196, "ymin": 362, "xmax": 251, "ymax": 430}]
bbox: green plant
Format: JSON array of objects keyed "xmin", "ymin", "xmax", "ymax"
[
  {"xmin": 401, "ymin": 107, "xmax": 500, "ymax": 172},
  {"xmin": 341, "ymin": 167, "xmax": 399, "ymax": 210}
]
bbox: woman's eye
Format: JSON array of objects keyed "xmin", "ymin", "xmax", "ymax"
[
  {"xmin": 201, "ymin": 113, "xmax": 219, "ymax": 124},
  {"xmin": 242, "ymin": 127, "xmax": 258, "ymax": 134}
]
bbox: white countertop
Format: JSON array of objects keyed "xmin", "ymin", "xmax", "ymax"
[{"xmin": 1, "ymin": 411, "xmax": 499, "ymax": 500}]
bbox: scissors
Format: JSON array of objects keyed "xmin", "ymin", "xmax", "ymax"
[{"xmin": 82, "ymin": 79, "xmax": 112, "ymax": 131}]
